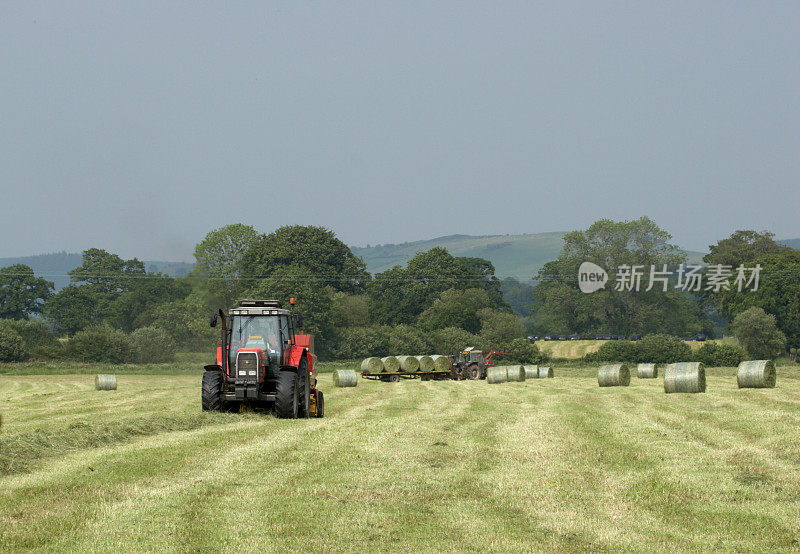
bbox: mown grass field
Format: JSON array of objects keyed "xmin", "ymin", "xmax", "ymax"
[
  {"xmin": 538, "ymin": 339, "xmax": 729, "ymax": 359},
  {"xmin": 1, "ymin": 361, "xmax": 799, "ymax": 552}
]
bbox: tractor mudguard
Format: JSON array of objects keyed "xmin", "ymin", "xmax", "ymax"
[
  {"xmin": 286, "ymin": 345, "xmax": 308, "ymax": 370},
  {"xmin": 204, "ymin": 364, "xmax": 222, "ymax": 372}
]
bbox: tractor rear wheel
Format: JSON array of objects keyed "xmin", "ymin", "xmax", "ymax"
[
  {"xmin": 297, "ymin": 359, "xmax": 311, "ymax": 419},
  {"xmin": 201, "ymin": 370, "xmax": 224, "ymax": 411},
  {"xmin": 275, "ymin": 370, "xmax": 299, "ymax": 419},
  {"xmin": 467, "ymin": 363, "xmax": 481, "ymax": 380}
]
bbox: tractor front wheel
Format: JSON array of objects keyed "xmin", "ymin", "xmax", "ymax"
[
  {"xmin": 275, "ymin": 370, "xmax": 299, "ymax": 419},
  {"xmin": 201, "ymin": 370, "xmax": 224, "ymax": 411}
]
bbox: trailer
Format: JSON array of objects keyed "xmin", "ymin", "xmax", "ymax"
[{"xmin": 360, "ymin": 370, "xmax": 452, "ymax": 382}]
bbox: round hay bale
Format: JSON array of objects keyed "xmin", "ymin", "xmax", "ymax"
[
  {"xmin": 637, "ymin": 363, "xmax": 658, "ymax": 379},
  {"xmin": 506, "ymin": 365, "xmax": 526, "ymax": 382},
  {"xmin": 95, "ymin": 374, "xmax": 117, "ymax": 391},
  {"xmin": 415, "ymin": 355, "xmax": 435, "ymax": 372},
  {"xmin": 538, "ymin": 366, "xmax": 553, "ymax": 379},
  {"xmin": 523, "ymin": 365, "xmax": 539, "ymax": 379},
  {"xmin": 737, "ymin": 360, "xmax": 776, "ymax": 389},
  {"xmin": 360, "ymin": 357, "xmax": 383, "ymax": 373},
  {"xmin": 664, "ymin": 362, "xmax": 705, "ymax": 394},
  {"xmin": 381, "ymin": 356, "xmax": 400, "ymax": 373},
  {"xmin": 397, "ymin": 355, "xmax": 420, "ymax": 373},
  {"xmin": 486, "ymin": 366, "xmax": 507, "ymax": 384},
  {"xmin": 333, "ymin": 369, "xmax": 358, "ymax": 387},
  {"xmin": 430, "ymin": 355, "xmax": 451, "ymax": 372},
  {"xmin": 597, "ymin": 364, "xmax": 630, "ymax": 387}
]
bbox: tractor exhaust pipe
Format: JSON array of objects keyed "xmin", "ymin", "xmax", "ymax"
[{"xmin": 219, "ymin": 309, "xmax": 230, "ymax": 379}]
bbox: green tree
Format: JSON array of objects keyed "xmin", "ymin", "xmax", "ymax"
[
  {"xmin": 703, "ymin": 230, "xmax": 789, "ymax": 267},
  {"xmin": 243, "ymin": 225, "xmax": 369, "ymax": 294},
  {"xmin": 330, "ymin": 292, "xmax": 371, "ymax": 327},
  {"xmin": 430, "ymin": 327, "xmax": 479, "ymax": 356},
  {"xmin": 417, "ymin": 288, "xmax": 494, "ymax": 333},
  {"xmin": 0, "ymin": 326, "xmax": 27, "ymax": 362},
  {"xmin": 387, "ymin": 324, "xmax": 432, "ymax": 354},
  {"xmin": 0, "ymin": 264, "xmax": 54, "ymax": 319},
  {"xmin": 370, "ymin": 248, "xmax": 508, "ymax": 325},
  {"xmin": 44, "ymin": 285, "xmax": 100, "ymax": 335},
  {"xmin": 245, "ymin": 266, "xmax": 335, "ymax": 357},
  {"xmin": 478, "ymin": 308, "xmax": 525, "ymax": 346},
  {"xmin": 146, "ymin": 292, "xmax": 217, "ymax": 351},
  {"xmin": 193, "ymin": 224, "xmax": 259, "ymax": 307},
  {"xmin": 69, "ymin": 248, "xmax": 145, "ymax": 293},
  {"xmin": 731, "ymin": 307, "xmax": 786, "ymax": 359},
  {"xmin": 531, "ymin": 217, "xmax": 711, "ymax": 336},
  {"xmin": 500, "ymin": 278, "xmax": 534, "ymax": 317}
]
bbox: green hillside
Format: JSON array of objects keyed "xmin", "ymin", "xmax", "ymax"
[{"xmin": 353, "ymin": 233, "xmax": 707, "ymax": 281}]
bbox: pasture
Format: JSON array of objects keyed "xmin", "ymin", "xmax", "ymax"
[{"xmin": 1, "ymin": 360, "xmax": 799, "ymax": 551}]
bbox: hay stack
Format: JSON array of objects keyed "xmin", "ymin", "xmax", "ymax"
[
  {"xmin": 487, "ymin": 366, "xmax": 507, "ymax": 384},
  {"xmin": 415, "ymin": 355, "xmax": 435, "ymax": 372},
  {"xmin": 637, "ymin": 363, "xmax": 658, "ymax": 379},
  {"xmin": 538, "ymin": 366, "xmax": 553, "ymax": 379},
  {"xmin": 333, "ymin": 369, "xmax": 358, "ymax": 387},
  {"xmin": 523, "ymin": 365, "xmax": 538, "ymax": 379},
  {"xmin": 664, "ymin": 362, "xmax": 705, "ymax": 393},
  {"xmin": 381, "ymin": 356, "xmax": 400, "ymax": 373},
  {"xmin": 430, "ymin": 355, "xmax": 451, "ymax": 372},
  {"xmin": 597, "ymin": 364, "xmax": 630, "ymax": 387},
  {"xmin": 95, "ymin": 374, "xmax": 117, "ymax": 391},
  {"xmin": 506, "ymin": 365, "xmax": 526, "ymax": 382},
  {"xmin": 737, "ymin": 360, "xmax": 776, "ymax": 389},
  {"xmin": 397, "ymin": 355, "xmax": 420, "ymax": 373},
  {"xmin": 360, "ymin": 357, "xmax": 383, "ymax": 373}
]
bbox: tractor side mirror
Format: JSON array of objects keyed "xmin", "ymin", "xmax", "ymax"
[
  {"xmin": 294, "ymin": 314, "xmax": 303, "ymax": 329},
  {"xmin": 209, "ymin": 314, "xmax": 218, "ymax": 328}
]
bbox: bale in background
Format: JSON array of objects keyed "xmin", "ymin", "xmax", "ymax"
[
  {"xmin": 737, "ymin": 360, "xmax": 776, "ymax": 389},
  {"xmin": 637, "ymin": 363, "xmax": 658, "ymax": 379},
  {"xmin": 597, "ymin": 364, "xmax": 630, "ymax": 387},
  {"xmin": 95, "ymin": 374, "xmax": 117, "ymax": 391},
  {"xmin": 523, "ymin": 365, "xmax": 538, "ymax": 379},
  {"xmin": 538, "ymin": 367, "xmax": 553, "ymax": 379},
  {"xmin": 506, "ymin": 365, "xmax": 526, "ymax": 382},
  {"xmin": 360, "ymin": 357, "xmax": 383, "ymax": 373},
  {"xmin": 416, "ymin": 355, "xmax": 435, "ymax": 372},
  {"xmin": 397, "ymin": 355, "xmax": 420, "ymax": 373},
  {"xmin": 487, "ymin": 366, "xmax": 507, "ymax": 384},
  {"xmin": 381, "ymin": 356, "xmax": 400, "ymax": 373},
  {"xmin": 664, "ymin": 362, "xmax": 705, "ymax": 393},
  {"xmin": 333, "ymin": 369, "xmax": 358, "ymax": 387},
  {"xmin": 430, "ymin": 355, "xmax": 451, "ymax": 372}
]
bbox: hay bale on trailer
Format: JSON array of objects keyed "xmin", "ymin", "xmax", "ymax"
[
  {"xmin": 523, "ymin": 365, "xmax": 538, "ymax": 379},
  {"xmin": 664, "ymin": 362, "xmax": 705, "ymax": 393},
  {"xmin": 538, "ymin": 366, "xmax": 553, "ymax": 379},
  {"xmin": 430, "ymin": 355, "xmax": 451, "ymax": 372},
  {"xmin": 381, "ymin": 356, "xmax": 400, "ymax": 373},
  {"xmin": 637, "ymin": 363, "xmax": 658, "ymax": 379},
  {"xmin": 597, "ymin": 364, "xmax": 630, "ymax": 387},
  {"xmin": 415, "ymin": 355, "xmax": 435, "ymax": 372},
  {"xmin": 333, "ymin": 369, "xmax": 358, "ymax": 387},
  {"xmin": 487, "ymin": 366, "xmax": 507, "ymax": 384},
  {"xmin": 506, "ymin": 365, "xmax": 526, "ymax": 382},
  {"xmin": 737, "ymin": 360, "xmax": 776, "ymax": 389},
  {"xmin": 95, "ymin": 374, "xmax": 117, "ymax": 391},
  {"xmin": 360, "ymin": 357, "xmax": 383, "ymax": 373},
  {"xmin": 397, "ymin": 355, "xmax": 420, "ymax": 373}
]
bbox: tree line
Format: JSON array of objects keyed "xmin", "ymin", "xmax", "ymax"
[{"xmin": 0, "ymin": 218, "xmax": 796, "ymax": 362}]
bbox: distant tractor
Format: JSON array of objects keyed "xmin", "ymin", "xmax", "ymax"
[
  {"xmin": 449, "ymin": 347, "xmax": 511, "ymax": 380},
  {"xmin": 202, "ymin": 299, "xmax": 323, "ymax": 419}
]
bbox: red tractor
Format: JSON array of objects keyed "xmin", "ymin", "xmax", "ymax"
[
  {"xmin": 202, "ymin": 299, "xmax": 323, "ymax": 418},
  {"xmin": 450, "ymin": 347, "xmax": 511, "ymax": 380}
]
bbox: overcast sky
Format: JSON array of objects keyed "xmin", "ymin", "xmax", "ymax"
[{"xmin": 1, "ymin": 2, "xmax": 798, "ymax": 260}]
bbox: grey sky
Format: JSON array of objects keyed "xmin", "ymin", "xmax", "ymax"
[{"xmin": 1, "ymin": 2, "xmax": 798, "ymax": 260}]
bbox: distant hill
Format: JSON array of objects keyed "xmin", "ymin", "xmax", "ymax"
[
  {"xmin": 0, "ymin": 252, "xmax": 194, "ymax": 290},
  {"xmin": 352, "ymin": 233, "xmax": 707, "ymax": 281},
  {"xmin": 781, "ymin": 238, "xmax": 800, "ymax": 251}
]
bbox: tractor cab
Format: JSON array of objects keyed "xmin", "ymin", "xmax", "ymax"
[{"xmin": 203, "ymin": 299, "xmax": 323, "ymax": 419}]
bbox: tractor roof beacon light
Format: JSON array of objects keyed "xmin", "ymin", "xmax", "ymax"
[{"xmin": 289, "ymin": 297, "xmax": 296, "ymax": 305}]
